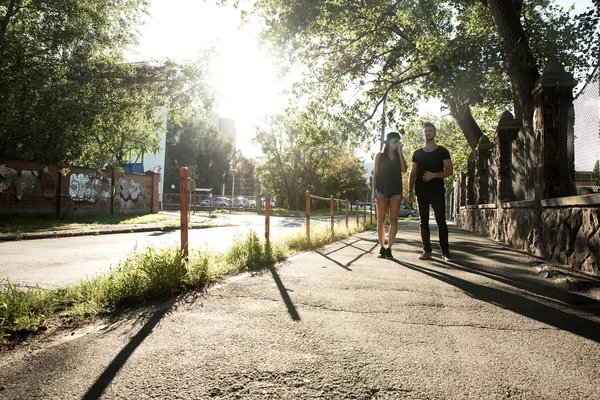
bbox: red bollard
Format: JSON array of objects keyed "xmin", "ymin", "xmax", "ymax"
[
  {"xmin": 345, "ymin": 198, "xmax": 349, "ymax": 229},
  {"xmin": 265, "ymin": 198, "xmax": 271, "ymax": 242},
  {"xmin": 306, "ymin": 190, "xmax": 311, "ymax": 239},
  {"xmin": 180, "ymin": 167, "xmax": 189, "ymax": 259},
  {"xmin": 330, "ymin": 195, "xmax": 334, "ymax": 235}
]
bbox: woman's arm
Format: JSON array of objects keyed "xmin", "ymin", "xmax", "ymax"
[
  {"xmin": 398, "ymin": 143, "xmax": 407, "ymax": 173},
  {"xmin": 372, "ymin": 153, "xmax": 381, "ymax": 200}
]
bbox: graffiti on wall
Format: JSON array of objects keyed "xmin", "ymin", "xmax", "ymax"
[
  {"xmin": 0, "ymin": 164, "xmax": 58, "ymax": 201},
  {"xmin": 119, "ymin": 178, "xmax": 141, "ymax": 201},
  {"xmin": 68, "ymin": 173, "xmax": 113, "ymax": 203}
]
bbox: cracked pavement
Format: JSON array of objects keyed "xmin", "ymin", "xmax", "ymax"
[{"xmin": 1, "ymin": 223, "xmax": 599, "ymax": 399}]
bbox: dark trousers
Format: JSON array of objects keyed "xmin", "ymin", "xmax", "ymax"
[{"xmin": 417, "ymin": 190, "xmax": 449, "ymax": 253}]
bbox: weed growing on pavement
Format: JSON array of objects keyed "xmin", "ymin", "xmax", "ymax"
[
  {"xmin": 226, "ymin": 230, "xmax": 288, "ymax": 271},
  {"xmin": 0, "ymin": 221, "xmax": 374, "ymax": 346}
]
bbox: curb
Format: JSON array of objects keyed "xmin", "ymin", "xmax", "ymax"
[{"xmin": 0, "ymin": 223, "xmax": 230, "ymax": 242}]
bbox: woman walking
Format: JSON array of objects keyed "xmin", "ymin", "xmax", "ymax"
[{"xmin": 372, "ymin": 131, "xmax": 408, "ymax": 259}]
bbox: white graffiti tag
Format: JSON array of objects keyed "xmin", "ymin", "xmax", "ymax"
[
  {"xmin": 119, "ymin": 179, "xmax": 141, "ymax": 201},
  {"xmin": 69, "ymin": 173, "xmax": 107, "ymax": 203}
]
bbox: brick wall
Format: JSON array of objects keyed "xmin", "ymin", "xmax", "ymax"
[{"xmin": 0, "ymin": 157, "xmax": 160, "ymax": 216}]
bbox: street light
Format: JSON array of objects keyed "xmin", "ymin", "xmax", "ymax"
[{"xmin": 231, "ymin": 168, "xmax": 237, "ymax": 197}]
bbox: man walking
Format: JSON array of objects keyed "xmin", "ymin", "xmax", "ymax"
[{"xmin": 407, "ymin": 122, "xmax": 453, "ymax": 261}]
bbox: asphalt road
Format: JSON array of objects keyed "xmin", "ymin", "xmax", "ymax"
[
  {"xmin": 0, "ymin": 214, "xmax": 334, "ymax": 288},
  {"xmin": 1, "ymin": 225, "xmax": 599, "ymax": 399}
]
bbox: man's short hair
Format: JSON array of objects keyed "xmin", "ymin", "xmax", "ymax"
[{"xmin": 423, "ymin": 122, "xmax": 436, "ymax": 133}]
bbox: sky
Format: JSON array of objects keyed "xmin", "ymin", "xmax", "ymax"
[
  {"xmin": 126, "ymin": 1, "xmax": 287, "ymax": 159},
  {"xmin": 126, "ymin": 0, "xmax": 595, "ymax": 160}
]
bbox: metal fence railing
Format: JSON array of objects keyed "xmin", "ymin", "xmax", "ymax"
[
  {"xmin": 574, "ymin": 79, "xmax": 600, "ymax": 194},
  {"xmin": 305, "ymin": 190, "xmax": 373, "ymax": 239}
]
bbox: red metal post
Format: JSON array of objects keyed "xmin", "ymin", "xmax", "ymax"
[
  {"xmin": 306, "ymin": 190, "xmax": 311, "ymax": 239},
  {"xmin": 330, "ymin": 195, "xmax": 334, "ymax": 235},
  {"xmin": 180, "ymin": 167, "xmax": 189, "ymax": 259},
  {"xmin": 363, "ymin": 201, "xmax": 366, "ymax": 222},
  {"xmin": 370, "ymin": 203, "xmax": 373, "ymax": 224},
  {"xmin": 345, "ymin": 198, "xmax": 349, "ymax": 228},
  {"xmin": 265, "ymin": 198, "xmax": 270, "ymax": 242},
  {"xmin": 356, "ymin": 200, "xmax": 359, "ymax": 224}
]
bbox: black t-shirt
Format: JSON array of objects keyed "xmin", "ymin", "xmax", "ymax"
[{"xmin": 412, "ymin": 146, "xmax": 451, "ymax": 195}]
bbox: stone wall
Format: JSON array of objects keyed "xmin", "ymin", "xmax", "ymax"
[
  {"xmin": 0, "ymin": 157, "xmax": 160, "ymax": 216},
  {"xmin": 455, "ymin": 61, "xmax": 599, "ymax": 276},
  {"xmin": 457, "ymin": 196, "xmax": 600, "ymax": 275}
]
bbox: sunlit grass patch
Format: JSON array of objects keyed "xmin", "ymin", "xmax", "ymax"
[
  {"xmin": 0, "ymin": 220, "xmax": 375, "ymax": 346},
  {"xmin": 0, "ymin": 213, "xmax": 172, "ymax": 236}
]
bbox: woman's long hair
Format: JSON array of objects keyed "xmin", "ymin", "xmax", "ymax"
[{"xmin": 381, "ymin": 141, "xmax": 397, "ymax": 156}]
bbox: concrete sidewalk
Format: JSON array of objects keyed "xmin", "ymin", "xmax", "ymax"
[{"xmin": 1, "ymin": 222, "xmax": 599, "ymax": 399}]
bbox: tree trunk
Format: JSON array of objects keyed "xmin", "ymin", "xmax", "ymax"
[
  {"xmin": 486, "ymin": 0, "xmax": 539, "ymax": 126},
  {"xmin": 0, "ymin": 0, "xmax": 20, "ymax": 61},
  {"xmin": 448, "ymin": 100, "xmax": 484, "ymax": 151}
]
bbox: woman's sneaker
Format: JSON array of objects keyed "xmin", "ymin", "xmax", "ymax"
[
  {"xmin": 442, "ymin": 252, "xmax": 453, "ymax": 261},
  {"xmin": 378, "ymin": 247, "xmax": 386, "ymax": 258},
  {"xmin": 419, "ymin": 251, "xmax": 432, "ymax": 260},
  {"xmin": 385, "ymin": 248, "xmax": 394, "ymax": 259}
]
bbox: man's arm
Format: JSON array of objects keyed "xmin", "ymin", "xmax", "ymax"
[
  {"xmin": 422, "ymin": 158, "xmax": 453, "ymax": 181},
  {"xmin": 440, "ymin": 159, "xmax": 453, "ymax": 178}
]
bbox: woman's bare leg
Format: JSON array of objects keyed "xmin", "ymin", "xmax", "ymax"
[
  {"xmin": 387, "ymin": 198, "xmax": 402, "ymax": 248},
  {"xmin": 376, "ymin": 198, "xmax": 389, "ymax": 248}
]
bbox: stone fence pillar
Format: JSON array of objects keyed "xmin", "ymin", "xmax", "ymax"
[
  {"xmin": 532, "ymin": 59, "xmax": 577, "ymax": 199},
  {"xmin": 466, "ymin": 153, "xmax": 476, "ymax": 205},
  {"xmin": 496, "ymin": 111, "xmax": 520, "ymax": 203},
  {"xmin": 476, "ymin": 136, "xmax": 492, "ymax": 204}
]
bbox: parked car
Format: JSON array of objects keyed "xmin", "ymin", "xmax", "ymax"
[
  {"xmin": 248, "ymin": 199, "xmax": 257, "ymax": 208},
  {"xmin": 398, "ymin": 203, "xmax": 418, "ymax": 217},
  {"xmin": 198, "ymin": 197, "xmax": 230, "ymax": 208},
  {"xmin": 350, "ymin": 202, "xmax": 374, "ymax": 211},
  {"xmin": 261, "ymin": 198, "xmax": 276, "ymax": 208},
  {"xmin": 232, "ymin": 197, "xmax": 249, "ymax": 208}
]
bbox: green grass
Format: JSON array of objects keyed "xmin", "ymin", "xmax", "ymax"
[
  {"xmin": 0, "ymin": 220, "xmax": 375, "ymax": 346},
  {"xmin": 0, "ymin": 213, "xmax": 172, "ymax": 235}
]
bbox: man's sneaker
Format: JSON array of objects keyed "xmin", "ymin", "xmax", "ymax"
[
  {"xmin": 378, "ymin": 247, "xmax": 386, "ymax": 258},
  {"xmin": 418, "ymin": 251, "xmax": 432, "ymax": 260},
  {"xmin": 441, "ymin": 252, "xmax": 453, "ymax": 261},
  {"xmin": 385, "ymin": 248, "xmax": 393, "ymax": 259}
]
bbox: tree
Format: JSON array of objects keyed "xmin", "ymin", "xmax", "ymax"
[
  {"xmin": 238, "ymin": 0, "xmax": 598, "ymax": 149},
  {"xmin": 0, "ymin": 0, "xmax": 152, "ymax": 167},
  {"xmin": 164, "ymin": 117, "xmax": 234, "ymax": 195},
  {"xmin": 1, "ymin": 1, "xmax": 217, "ymax": 171},
  {"xmin": 253, "ymin": 113, "xmax": 369, "ymax": 209},
  {"xmin": 230, "ymin": 150, "xmax": 257, "ymax": 197},
  {"xmin": 592, "ymin": 160, "xmax": 600, "ymax": 187}
]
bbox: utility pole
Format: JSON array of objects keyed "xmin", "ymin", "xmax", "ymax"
[{"xmin": 380, "ymin": 97, "xmax": 386, "ymax": 150}]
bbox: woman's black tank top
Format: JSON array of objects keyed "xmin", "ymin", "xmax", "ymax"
[{"xmin": 376, "ymin": 152, "xmax": 403, "ymax": 197}]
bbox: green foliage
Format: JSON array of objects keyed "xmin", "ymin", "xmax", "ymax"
[
  {"xmin": 0, "ymin": 280, "xmax": 53, "ymax": 332},
  {"xmin": 237, "ymin": 0, "xmax": 598, "ymax": 147},
  {"xmin": 226, "ymin": 230, "xmax": 288, "ymax": 271},
  {"xmin": 253, "ymin": 112, "xmax": 370, "ymax": 209},
  {"xmin": 0, "ymin": 1, "xmax": 218, "ymax": 170},
  {"xmin": 592, "ymin": 160, "xmax": 600, "ymax": 186},
  {"xmin": 164, "ymin": 116, "xmax": 234, "ymax": 194}
]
